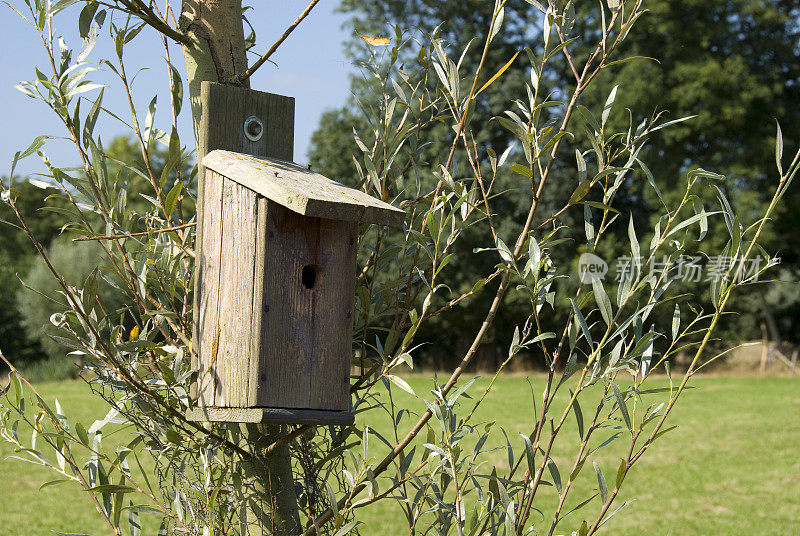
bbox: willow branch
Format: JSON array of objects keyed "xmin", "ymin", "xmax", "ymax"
[
  {"xmin": 235, "ymin": 0, "xmax": 320, "ymax": 84},
  {"xmin": 114, "ymin": 0, "xmax": 191, "ymax": 45},
  {"xmin": 72, "ymin": 222, "xmax": 196, "ymax": 242}
]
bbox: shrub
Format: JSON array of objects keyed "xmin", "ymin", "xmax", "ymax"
[
  {"xmin": 17, "ymin": 237, "xmax": 124, "ymax": 372},
  {"xmin": 0, "ymin": 2, "xmax": 795, "ymax": 535}
]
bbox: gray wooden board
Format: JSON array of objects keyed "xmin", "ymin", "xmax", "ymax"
[
  {"xmin": 247, "ymin": 196, "xmax": 269, "ymax": 404},
  {"xmin": 186, "ymin": 407, "xmax": 355, "ymax": 425},
  {"xmin": 216, "ymin": 178, "xmax": 260, "ymax": 407},
  {"xmin": 203, "ymin": 150, "xmax": 406, "ymax": 227},
  {"xmin": 191, "ymin": 82, "xmax": 294, "ymax": 400},
  {"xmin": 197, "ymin": 83, "xmax": 294, "ymax": 163},
  {"xmin": 196, "ymin": 171, "xmax": 225, "ymax": 407},
  {"xmin": 257, "ymin": 202, "xmax": 356, "ymax": 411}
]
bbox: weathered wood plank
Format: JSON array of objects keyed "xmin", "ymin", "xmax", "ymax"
[
  {"xmin": 247, "ymin": 196, "xmax": 269, "ymax": 403},
  {"xmin": 256, "ymin": 203, "xmax": 353, "ymax": 411},
  {"xmin": 257, "ymin": 202, "xmax": 315, "ymax": 409},
  {"xmin": 186, "ymin": 407, "xmax": 354, "ymax": 425},
  {"xmin": 216, "ymin": 178, "xmax": 259, "ymax": 407},
  {"xmin": 308, "ymin": 220, "xmax": 357, "ymax": 411},
  {"xmin": 198, "ymin": 83, "xmax": 294, "ymax": 162},
  {"xmin": 191, "ymin": 83, "xmax": 294, "ymax": 403},
  {"xmin": 203, "ymin": 150, "xmax": 406, "ymax": 227},
  {"xmin": 196, "ymin": 171, "xmax": 225, "ymax": 407}
]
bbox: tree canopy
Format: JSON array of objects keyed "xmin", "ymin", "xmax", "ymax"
[{"xmin": 309, "ymin": 0, "xmax": 800, "ymax": 360}]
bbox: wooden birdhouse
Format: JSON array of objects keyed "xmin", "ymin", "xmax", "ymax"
[{"xmin": 187, "ymin": 150, "xmax": 405, "ymax": 425}]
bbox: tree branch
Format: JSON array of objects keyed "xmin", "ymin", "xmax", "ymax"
[{"xmin": 235, "ymin": 0, "xmax": 320, "ymax": 84}]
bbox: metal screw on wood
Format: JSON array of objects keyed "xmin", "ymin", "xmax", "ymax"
[{"xmin": 244, "ymin": 115, "xmax": 264, "ymax": 142}]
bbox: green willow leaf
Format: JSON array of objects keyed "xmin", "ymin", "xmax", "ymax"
[
  {"xmin": 386, "ymin": 375, "xmax": 416, "ymax": 396},
  {"xmin": 593, "ymin": 461, "xmax": 608, "ymax": 503},
  {"xmin": 671, "ymin": 305, "xmax": 680, "ymax": 341},
  {"xmin": 570, "ymin": 299, "xmax": 593, "ymax": 347},
  {"xmin": 601, "ymin": 85, "xmax": 618, "ymax": 127},
  {"xmin": 570, "ymin": 389, "xmax": 584, "ymax": 439},
  {"xmin": 616, "ymin": 459, "xmax": 627, "ymax": 488},
  {"xmin": 511, "ymin": 163, "xmax": 533, "ymax": 178},
  {"xmin": 547, "ymin": 458, "xmax": 562, "ymax": 494},
  {"xmin": 576, "ymin": 149, "xmax": 587, "ymax": 182},
  {"xmin": 610, "ymin": 381, "xmax": 632, "ymax": 431},
  {"xmin": 86, "ymin": 484, "xmax": 137, "ymax": 494},
  {"xmin": 592, "ymin": 279, "xmax": 613, "ymax": 326},
  {"xmin": 569, "ymin": 179, "xmax": 591, "ymax": 205}
]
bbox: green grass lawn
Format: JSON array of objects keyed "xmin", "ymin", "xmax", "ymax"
[{"xmin": 1, "ymin": 375, "xmax": 798, "ymax": 535}]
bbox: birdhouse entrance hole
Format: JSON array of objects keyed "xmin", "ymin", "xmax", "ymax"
[{"xmin": 302, "ymin": 265, "xmax": 317, "ymax": 289}]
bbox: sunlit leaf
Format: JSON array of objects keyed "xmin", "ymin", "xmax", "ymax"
[
  {"xmin": 386, "ymin": 375, "xmax": 416, "ymax": 397},
  {"xmin": 476, "ymin": 51, "xmax": 519, "ymax": 96},
  {"xmin": 360, "ymin": 35, "xmax": 390, "ymax": 46}
]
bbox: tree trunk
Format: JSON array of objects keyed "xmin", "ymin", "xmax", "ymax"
[
  {"xmin": 240, "ymin": 425, "xmax": 302, "ymax": 536},
  {"xmin": 179, "ymin": 0, "xmax": 249, "ymax": 139},
  {"xmin": 179, "ymin": 3, "xmax": 300, "ymax": 534}
]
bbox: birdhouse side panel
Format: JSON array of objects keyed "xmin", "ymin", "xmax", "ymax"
[
  {"xmin": 256, "ymin": 201, "xmax": 357, "ymax": 411},
  {"xmin": 196, "ymin": 172, "xmax": 263, "ymax": 409},
  {"xmin": 308, "ymin": 216, "xmax": 358, "ymax": 411},
  {"xmin": 214, "ymin": 178, "xmax": 261, "ymax": 407},
  {"xmin": 195, "ymin": 170, "xmax": 225, "ymax": 408}
]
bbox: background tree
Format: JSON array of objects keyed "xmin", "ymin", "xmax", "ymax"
[
  {"xmin": 0, "ymin": 178, "xmax": 71, "ymax": 368},
  {"xmin": 310, "ymin": 0, "xmax": 800, "ymax": 361},
  {"xmin": 17, "ymin": 237, "xmax": 123, "ymax": 376},
  {"xmin": 0, "ymin": 135, "xmax": 193, "ymax": 377},
  {"xmin": 311, "ymin": 0, "xmax": 564, "ymax": 369},
  {"xmin": 569, "ymin": 0, "xmax": 800, "ymax": 343},
  {"xmin": 0, "ymin": 1, "xmax": 794, "ymax": 536}
]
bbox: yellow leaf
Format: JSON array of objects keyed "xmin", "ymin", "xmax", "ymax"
[
  {"xmin": 129, "ymin": 325, "xmax": 140, "ymax": 341},
  {"xmin": 475, "ymin": 51, "xmax": 520, "ymax": 96},
  {"xmin": 360, "ymin": 35, "xmax": 391, "ymax": 47}
]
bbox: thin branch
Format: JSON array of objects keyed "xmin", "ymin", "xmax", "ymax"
[
  {"xmin": 113, "ymin": 0, "xmax": 191, "ymax": 45},
  {"xmin": 235, "ymin": 0, "xmax": 320, "ymax": 84},
  {"xmin": 72, "ymin": 222, "xmax": 196, "ymax": 242}
]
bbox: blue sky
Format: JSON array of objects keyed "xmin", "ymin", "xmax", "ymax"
[{"xmin": 0, "ymin": 2, "xmax": 356, "ymax": 177}]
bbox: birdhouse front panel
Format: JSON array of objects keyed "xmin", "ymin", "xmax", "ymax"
[
  {"xmin": 257, "ymin": 201, "xmax": 357, "ymax": 411},
  {"xmin": 191, "ymin": 150, "xmax": 404, "ymax": 424}
]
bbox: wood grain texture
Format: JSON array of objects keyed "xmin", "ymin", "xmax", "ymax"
[
  {"xmin": 197, "ymin": 83, "xmax": 294, "ymax": 162},
  {"xmin": 203, "ymin": 150, "xmax": 406, "ymax": 227},
  {"xmin": 196, "ymin": 171, "xmax": 225, "ymax": 407},
  {"xmin": 256, "ymin": 202, "xmax": 357, "ymax": 411},
  {"xmin": 216, "ymin": 178, "xmax": 259, "ymax": 407},
  {"xmin": 191, "ymin": 83, "xmax": 294, "ymax": 396},
  {"xmin": 247, "ymin": 196, "xmax": 269, "ymax": 404},
  {"xmin": 186, "ymin": 407, "xmax": 354, "ymax": 425}
]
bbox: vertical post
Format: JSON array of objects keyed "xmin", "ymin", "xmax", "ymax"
[{"xmin": 193, "ymin": 81, "xmax": 300, "ymax": 536}]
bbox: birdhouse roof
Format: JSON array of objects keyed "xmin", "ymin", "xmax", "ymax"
[{"xmin": 203, "ymin": 150, "xmax": 405, "ymax": 227}]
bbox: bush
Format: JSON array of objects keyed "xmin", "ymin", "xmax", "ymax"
[
  {"xmin": 0, "ymin": 2, "xmax": 794, "ymax": 536},
  {"xmin": 0, "ymin": 251, "xmax": 41, "ymax": 366},
  {"xmin": 17, "ymin": 236, "xmax": 124, "ymax": 373}
]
